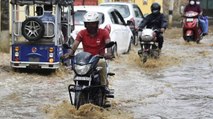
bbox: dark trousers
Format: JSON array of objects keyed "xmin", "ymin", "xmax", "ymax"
[{"xmin": 156, "ymin": 33, "xmax": 164, "ymax": 49}]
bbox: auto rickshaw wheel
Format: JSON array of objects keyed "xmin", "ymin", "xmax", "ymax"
[{"xmin": 21, "ymin": 18, "xmax": 44, "ymax": 41}]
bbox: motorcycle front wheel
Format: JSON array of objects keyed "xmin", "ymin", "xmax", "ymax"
[
  {"xmin": 142, "ymin": 52, "xmax": 148, "ymax": 63},
  {"xmin": 92, "ymin": 88, "xmax": 105, "ymax": 107},
  {"xmin": 74, "ymin": 91, "xmax": 87, "ymax": 109},
  {"xmin": 184, "ymin": 36, "xmax": 194, "ymax": 42}
]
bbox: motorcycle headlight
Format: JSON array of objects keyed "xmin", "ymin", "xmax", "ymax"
[
  {"xmin": 141, "ymin": 35, "xmax": 153, "ymax": 42},
  {"xmin": 74, "ymin": 64, "xmax": 91, "ymax": 75}
]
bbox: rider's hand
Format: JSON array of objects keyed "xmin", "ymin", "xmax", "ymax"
[
  {"xmin": 104, "ymin": 53, "xmax": 113, "ymax": 60},
  {"xmin": 138, "ymin": 28, "xmax": 143, "ymax": 32},
  {"xmin": 160, "ymin": 28, "xmax": 165, "ymax": 33},
  {"xmin": 61, "ymin": 53, "xmax": 71, "ymax": 60}
]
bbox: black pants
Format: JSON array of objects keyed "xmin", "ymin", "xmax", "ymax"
[{"xmin": 156, "ymin": 33, "xmax": 164, "ymax": 49}]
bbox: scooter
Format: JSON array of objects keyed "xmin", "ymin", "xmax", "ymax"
[
  {"xmin": 138, "ymin": 28, "xmax": 160, "ymax": 63},
  {"xmin": 182, "ymin": 11, "xmax": 203, "ymax": 43},
  {"xmin": 68, "ymin": 42, "xmax": 116, "ymax": 109}
]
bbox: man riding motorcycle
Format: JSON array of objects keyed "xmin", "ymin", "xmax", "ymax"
[
  {"xmin": 63, "ymin": 11, "xmax": 112, "ymax": 93},
  {"xmin": 138, "ymin": 2, "xmax": 167, "ymax": 51}
]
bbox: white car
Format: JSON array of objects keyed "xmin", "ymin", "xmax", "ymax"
[
  {"xmin": 71, "ymin": 6, "xmax": 133, "ymax": 54},
  {"xmin": 100, "ymin": 2, "xmax": 144, "ymax": 45}
]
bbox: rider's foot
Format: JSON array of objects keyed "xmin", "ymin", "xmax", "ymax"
[
  {"xmin": 105, "ymin": 87, "xmax": 110, "ymax": 94},
  {"xmin": 105, "ymin": 87, "xmax": 114, "ymax": 98},
  {"xmin": 104, "ymin": 100, "xmax": 111, "ymax": 107},
  {"xmin": 203, "ymin": 33, "xmax": 208, "ymax": 36}
]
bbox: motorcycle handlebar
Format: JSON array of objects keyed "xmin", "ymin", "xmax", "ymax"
[
  {"xmin": 140, "ymin": 28, "xmax": 163, "ymax": 34},
  {"xmin": 61, "ymin": 41, "xmax": 116, "ymax": 63},
  {"xmin": 182, "ymin": 15, "xmax": 199, "ymax": 18},
  {"xmin": 60, "ymin": 54, "xmax": 74, "ymax": 65},
  {"xmin": 97, "ymin": 53, "xmax": 114, "ymax": 60}
]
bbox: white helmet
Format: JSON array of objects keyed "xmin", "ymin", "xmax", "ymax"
[{"xmin": 83, "ymin": 12, "xmax": 99, "ymax": 23}]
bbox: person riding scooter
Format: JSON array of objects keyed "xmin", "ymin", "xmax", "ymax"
[
  {"xmin": 184, "ymin": 0, "xmax": 208, "ymax": 36},
  {"xmin": 138, "ymin": 2, "xmax": 167, "ymax": 51},
  {"xmin": 62, "ymin": 11, "xmax": 113, "ymax": 93}
]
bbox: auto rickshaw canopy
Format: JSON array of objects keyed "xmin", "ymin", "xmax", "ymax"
[{"xmin": 10, "ymin": 0, "xmax": 74, "ymax": 6}]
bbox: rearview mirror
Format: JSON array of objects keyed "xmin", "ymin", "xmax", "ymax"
[
  {"xmin": 126, "ymin": 20, "xmax": 135, "ymax": 30},
  {"xmin": 105, "ymin": 41, "xmax": 116, "ymax": 48},
  {"xmin": 126, "ymin": 20, "xmax": 132, "ymax": 25}
]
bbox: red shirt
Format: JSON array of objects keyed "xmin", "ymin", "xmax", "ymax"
[{"xmin": 76, "ymin": 28, "xmax": 110, "ymax": 56}]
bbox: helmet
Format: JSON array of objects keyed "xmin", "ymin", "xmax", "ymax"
[
  {"xmin": 83, "ymin": 12, "xmax": 100, "ymax": 34},
  {"xmin": 151, "ymin": 2, "xmax": 161, "ymax": 15},
  {"xmin": 189, "ymin": 0, "xmax": 195, "ymax": 5},
  {"xmin": 83, "ymin": 12, "xmax": 99, "ymax": 23},
  {"xmin": 196, "ymin": 0, "xmax": 200, "ymax": 5}
]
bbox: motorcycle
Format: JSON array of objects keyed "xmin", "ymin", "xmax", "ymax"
[
  {"xmin": 138, "ymin": 28, "xmax": 160, "ymax": 63},
  {"xmin": 68, "ymin": 42, "xmax": 115, "ymax": 109},
  {"xmin": 182, "ymin": 11, "xmax": 203, "ymax": 43}
]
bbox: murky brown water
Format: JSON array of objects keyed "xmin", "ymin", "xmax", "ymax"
[
  {"xmin": 109, "ymin": 32, "xmax": 213, "ymax": 119},
  {"xmin": 1, "ymin": 28, "xmax": 213, "ymax": 119}
]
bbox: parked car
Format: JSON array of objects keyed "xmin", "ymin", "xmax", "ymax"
[
  {"xmin": 71, "ymin": 6, "xmax": 133, "ymax": 54},
  {"xmin": 100, "ymin": 2, "xmax": 144, "ymax": 46}
]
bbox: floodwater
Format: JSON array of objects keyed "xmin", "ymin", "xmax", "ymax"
[{"xmin": 0, "ymin": 28, "xmax": 213, "ymax": 119}]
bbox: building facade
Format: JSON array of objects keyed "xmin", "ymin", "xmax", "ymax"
[
  {"xmin": 98, "ymin": 0, "xmax": 163, "ymax": 15},
  {"xmin": 200, "ymin": 0, "xmax": 213, "ymax": 17},
  {"xmin": 132, "ymin": 0, "xmax": 163, "ymax": 15}
]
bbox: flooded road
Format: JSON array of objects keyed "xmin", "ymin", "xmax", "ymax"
[
  {"xmin": 0, "ymin": 27, "xmax": 213, "ymax": 119},
  {"xmin": 110, "ymin": 28, "xmax": 213, "ymax": 119}
]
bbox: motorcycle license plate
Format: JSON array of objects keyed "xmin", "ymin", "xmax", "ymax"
[
  {"xmin": 186, "ymin": 18, "xmax": 193, "ymax": 22},
  {"xmin": 74, "ymin": 76, "xmax": 91, "ymax": 81}
]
